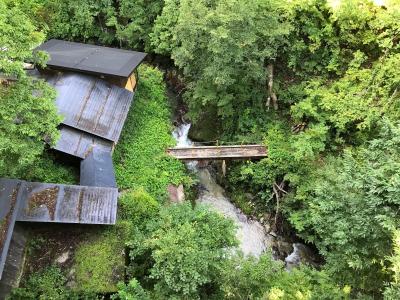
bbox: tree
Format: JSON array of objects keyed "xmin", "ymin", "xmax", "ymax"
[
  {"xmin": 219, "ymin": 253, "xmax": 347, "ymax": 299},
  {"xmin": 151, "ymin": 0, "xmax": 291, "ymax": 133},
  {"xmin": 128, "ymin": 203, "xmax": 237, "ymax": 299},
  {"xmin": 0, "ymin": 0, "xmax": 60, "ymax": 177},
  {"xmin": 287, "ymin": 121, "xmax": 400, "ymax": 292}
]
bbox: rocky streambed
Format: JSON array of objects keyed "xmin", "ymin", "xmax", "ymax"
[{"xmin": 173, "ymin": 123, "xmax": 320, "ymax": 267}]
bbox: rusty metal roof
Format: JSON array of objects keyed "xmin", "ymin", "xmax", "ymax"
[
  {"xmin": 0, "ymin": 179, "xmax": 23, "ymax": 280},
  {"xmin": 80, "ymin": 147, "xmax": 117, "ymax": 188},
  {"xmin": 35, "ymin": 39, "xmax": 146, "ymax": 78},
  {"xmin": 47, "ymin": 72, "xmax": 134, "ymax": 142},
  {"xmin": 16, "ymin": 181, "xmax": 118, "ymax": 225},
  {"xmin": 54, "ymin": 125, "xmax": 113, "ymax": 159}
]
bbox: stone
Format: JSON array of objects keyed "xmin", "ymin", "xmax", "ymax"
[
  {"xmin": 168, "ymin": 184, "xmax": 185, "ymax": 203},
  {"xmin": 55, "ymin": 251, "xmax": 70, "ymax": 264},
  {"xmin": 285, "ymin": 243, "xmax": 319, "ymax": 270}
]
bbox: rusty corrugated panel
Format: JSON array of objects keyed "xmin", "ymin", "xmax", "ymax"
[
  {"xmin": 54, "ymin": 125, "xmax": 113, "ymax": 159},
  {"xmin": 0, "ymin": 179, "xmax": 23, "ymax": 280},
  {"xmin": 16, "ymin": 182, "xmax": 118, "ymax": 225},
  {"xmin": 35, "ymin": 39, "xmax": 147, "ymax": 78},
  {"xmin": 49, "ymin": 72, "xmax": 134, "ymax": 142}
]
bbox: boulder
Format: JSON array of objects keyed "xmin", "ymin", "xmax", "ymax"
[{"xmin": 168, "ymin": 184, "xmax": 185, "ymax": 203}]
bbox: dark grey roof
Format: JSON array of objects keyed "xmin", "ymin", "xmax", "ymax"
[
  {"xmin": 0, "ymin": 179, "xmax": 22, "ymax": 280},
  {"xmin": 47, "ymin": 72, "xmax": 134, "ymax": 142},
  {"xmin": 35, "ymin": 39, "xmax": 147, "ymax": 78},
  {"xmin": 80, "ymin": 147, "xmax": 117, "ymax": 188},
  {"xmin": 54, "ymin": 125, "xmax": 113, "ymax": 159},
  {"xmin": 16, "ymin": 181, "xmax": 118, "ymax": 225}
]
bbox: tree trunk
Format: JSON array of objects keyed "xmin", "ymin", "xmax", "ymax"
[{"xmin": 266, "ymin": 64, "xmax": 278, "ymax": 110}]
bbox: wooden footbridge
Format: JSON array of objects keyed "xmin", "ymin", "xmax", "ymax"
[{"xmin": 167, "ymin": 145, "xmax": 267, "ymax": 160}]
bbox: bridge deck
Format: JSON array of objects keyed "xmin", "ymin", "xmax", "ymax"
[{"xmin": 167, "ymin": 145, "xmax": 267, "ymax": 160}]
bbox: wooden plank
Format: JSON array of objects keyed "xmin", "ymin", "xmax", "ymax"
[{"xmin": 167, "ymin": 145, "xmax": 267, "ymax": 160}]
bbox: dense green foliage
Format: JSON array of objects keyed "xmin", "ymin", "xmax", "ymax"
[
  {"xmin": 114, "ymin": 64, "xmax": 191, "ymax": 199},
  {"xmin": 4, "ymin": 0, "xmax": 400, "ymax": 298},
  {"xmin": 8, "ymin": 266, "xmax": 96, "ymax": 300},
  {"xmin": 286, "ymin": 121, "xmax": 400, "ymax": 293},
  {"xmin": 40, "ymin": 0, "xmax": 164, "ymax": 50},
  {"xmin": 128, "ymin": 203, "xmax": 237, "ymax": 299},
  {"xmin": 219, "ymin": 253, "xmax": 348, "ymax": 299},
  {"xmin": 153, "ymin": 0, "xmax": 290, "ymax": 130},
  {"xmin": 0, "ymin": 0, "xmax": 61, "ymax": 178}
]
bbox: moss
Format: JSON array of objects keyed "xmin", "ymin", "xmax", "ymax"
[
  {"xmin": 17, "ymin": 152, "xmax": 78, "ymax": 184},
  {"xmin": 114, "ymin": 64, "xmax": 192, "ymax": 200},
  {"xmin": 230, "ymin": 190, "xmax": 254, "ymax": 216},
  {"xmin": 73, "ymin": 222, "xmax": 132, "ymax": 293}
]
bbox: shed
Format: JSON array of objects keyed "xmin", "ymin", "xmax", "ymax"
[
  {"xmin": 35, "ymin": 39, "xmax": 146, "ymax": 91},
  {"xmin": 54, "ymin": 125, "xmax": 114, "ymax": 159}
]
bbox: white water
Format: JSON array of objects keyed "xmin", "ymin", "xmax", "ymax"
[{"xmin": 173, "ymin": 124, "xmax": 272, "ymax": 257}]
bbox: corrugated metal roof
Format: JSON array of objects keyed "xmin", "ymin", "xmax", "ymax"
[
  {"xmin": 16, "ymin": 182, "xmax": 118, "ymax": 225},
  {"xmin": 35, "ymin": 39, "xmax": 147, "ymax": 78},
  {"xmin": 0, "ymin": 179, "xmax": 22, "ymax": 280},
  {"xmin": 54, "ymin": 125, "xmax": 113, "ymax": 159},
  {"xmin": 0, "ymin": 177, "xmax": 119, "ymax": 280},
  {"xmin": 80, "ymin": 147, "xmax": 117, "ymax": 188},
  {"xmin": 48, "ymin": 72, "xmax": 134, "ymax": 142}
]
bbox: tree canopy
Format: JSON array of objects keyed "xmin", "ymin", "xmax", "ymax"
[{"xmin": 0, "ymin": 0, "xmax": 60, "ymax": 177}]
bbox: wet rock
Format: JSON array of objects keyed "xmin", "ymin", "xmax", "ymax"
[
  {"xmin": 276, "ymin": 240, "xmax": 294, "ymax": 258},
  {"xmin": 168, "ymin": 184, "xmax": 185, "ymax": 203},
  {"xmin": 66, "ymin": 268, "xmax": 76, "ymax": 289},
  {"xmin": 285, "ymin": 243, "xmax": 319, "ymax": 270},
  {"xmin": 197, "ymin": 160, "xmax": 210, "ymax": 168},
  {"xmin": 55, "ymin": 251, "xmax": 70, "ymax": 264},
  {"xmin": 264, "ymin": 223, "xmax": 271, "ymax": 233}
]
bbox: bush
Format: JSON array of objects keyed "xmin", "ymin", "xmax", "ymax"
[
  {"xmin": 219, "ymin": 253, "xmax": 347, "ymax": 300},
  {"xmin": 118, "ymin": 189, "xmax": 160, "ymax": 225},
  {"xmin": 114, "ymin": 65, "xmax": 191, "ymax": 200},
  {"xmin": 286, "ymin": 121, "xmax": 400, "ymax": 293},
  {"xmin": 9, "ymin": 266, "xmax": 69, "ymax": 300},
  {"xmin": 127, "ymin": 203, "xmax": 237, "ymax": 299}
]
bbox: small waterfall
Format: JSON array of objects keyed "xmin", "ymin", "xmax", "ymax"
[{"xmin": 172, "ymin": 124, "xmax": 272, "ymax": 257}]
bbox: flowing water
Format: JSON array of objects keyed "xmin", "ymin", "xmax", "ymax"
[{"xmin": 173, "ymin": 123, "xmax": 273, "ymax": 257}]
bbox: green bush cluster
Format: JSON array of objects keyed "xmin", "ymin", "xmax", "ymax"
[
  {"xmin": 8, "ymin": 266, "xmax": 96, "ymax": 300},
  {"xmin": 113, "ymin": 64, "xmax": 192, "ymax": 200}
]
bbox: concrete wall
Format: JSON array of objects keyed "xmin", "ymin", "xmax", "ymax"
[{"xmin": 0, "ymin": 224, "xmax": 28, "ymax": 299}]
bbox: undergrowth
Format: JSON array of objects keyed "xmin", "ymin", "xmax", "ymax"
[{"xmin": 113, "ymin": 64, "xmax": 191, "ymax": 200}]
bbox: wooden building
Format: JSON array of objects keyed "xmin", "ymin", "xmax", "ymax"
[{"xmin": 0, "ymin": 40, "xmax": 146, "ymax": 289}]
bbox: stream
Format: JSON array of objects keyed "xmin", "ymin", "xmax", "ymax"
[
  {"xmin": 173, "ymin": 124, "xmax": 276, "ymax": 257},
  {"xmin": 173, "ymin": 123, "xmax": 320, "ymax": 266}
]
